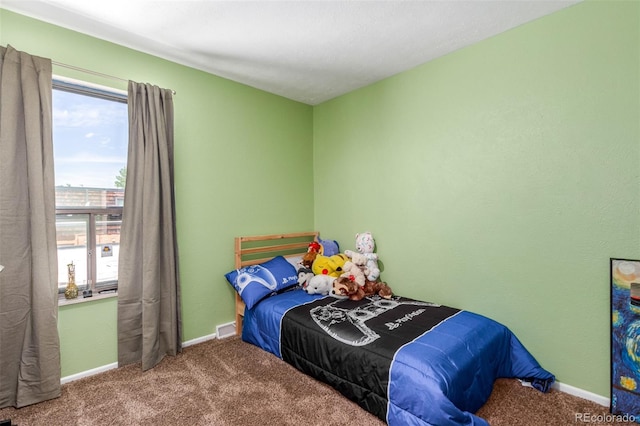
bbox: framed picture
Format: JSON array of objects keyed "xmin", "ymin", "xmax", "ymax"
[{"xmin": 611, "ymin": 258, "xmax": 640, "ymax": 419}]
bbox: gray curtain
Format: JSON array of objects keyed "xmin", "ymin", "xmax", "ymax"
[
  {"xmin": 0, "ymin": 45, "xmax": 61, "ymax": 408},
  {"xmin": 118, "ymin": 81, "xmax": 182, "ymax": 371}
]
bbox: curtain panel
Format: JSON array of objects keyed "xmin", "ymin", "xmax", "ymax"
[
  {"xmin": 0, "ymin": 45, "xmax": 61, "ymax": 408},
  {"xmin": 118, "ymin": 81, "xmax": 182, "ymax": 371}
]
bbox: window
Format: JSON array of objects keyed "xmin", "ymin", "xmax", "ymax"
[{"xmin": 53, "ymin": 78, "xmax": 128, "ymax": 296}]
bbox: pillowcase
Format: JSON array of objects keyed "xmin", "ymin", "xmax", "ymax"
[
  {"xmin": 225, "ymin": 256, "xmax": 299, "ymax": 310},
  {"xmin": 285, "ymin": 255, "xmax": 303, "ymax": 270}
]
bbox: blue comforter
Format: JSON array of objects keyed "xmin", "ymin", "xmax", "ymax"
[{"xmin": 242, "ymin": 288, "xmax": 554, "ymax": 426}]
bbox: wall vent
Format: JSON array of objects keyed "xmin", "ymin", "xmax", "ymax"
[{"xmin": 216, "ymin": 321, "xmax": 236, "ymax": 339}]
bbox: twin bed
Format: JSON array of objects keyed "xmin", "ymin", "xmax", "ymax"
[{"xmin": 228, "ymin": 232, "xmax": 554, "ymax": 426}]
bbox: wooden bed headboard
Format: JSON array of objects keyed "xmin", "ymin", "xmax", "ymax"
[{"xmin": 233, "ymin": 231, "xmax": 318, "ymax": 335}]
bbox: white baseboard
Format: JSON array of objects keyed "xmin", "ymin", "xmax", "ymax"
[
  {"xmin": 61, "ymin": 362, "xmax": 118, "ymax": 384},
  {"xmin": 552, "ymin": 381, "xmax": 610, "ymax": 407},
  {"xmin": 60, "ymin": 331, "xmax": 220, "ymax": 384},
  {"xmin": 182, "ymin": 332, "xmax": 217, "ymax": 347}
]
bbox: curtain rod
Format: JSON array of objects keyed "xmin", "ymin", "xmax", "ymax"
[{"xmin": 52, "ymin": 61, "xmax": 176, "ymax": 95}]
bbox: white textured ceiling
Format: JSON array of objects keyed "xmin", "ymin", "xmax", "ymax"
[{"xmin": 2, "ymin": 0, "xmax": 580, "ymax": 105}]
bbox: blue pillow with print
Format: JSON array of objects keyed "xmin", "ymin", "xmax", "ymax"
[{"xmin": 225, "ymin": 256, "xmax": 299, "ymax": 310}]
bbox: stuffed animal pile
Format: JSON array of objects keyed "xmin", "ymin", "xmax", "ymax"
[{"xmin": 298, "ymin": 233, "xmax": 392, "ymax": 301}]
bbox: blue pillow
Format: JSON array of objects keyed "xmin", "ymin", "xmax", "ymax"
[{"xmin": 225, "ymin": 256, "xmax": 299, "ymax": 310}]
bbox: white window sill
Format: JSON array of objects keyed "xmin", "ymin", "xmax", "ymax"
[{"xmin": 58, "ymin": 291, "xmax": 117, "ymax": 306}]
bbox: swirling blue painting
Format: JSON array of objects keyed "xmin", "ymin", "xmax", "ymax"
[{"xmin": 611, "ymin": 258, "xmax": 640, "ymax": 422}]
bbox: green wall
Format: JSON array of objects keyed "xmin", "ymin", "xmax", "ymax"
[
  {"xmin": 313, "ymin": 1, "xmax": 639, "ymax": 397},
  {"xmin": 0, "ymin": 9, "xmax": 314, "ymax": 377}
]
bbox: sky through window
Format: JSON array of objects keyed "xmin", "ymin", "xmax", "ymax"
[{"xmin": 52, "ymin": 89, "xmax": 128, "ymax": 189}]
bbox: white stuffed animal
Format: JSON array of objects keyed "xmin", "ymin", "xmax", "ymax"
[
  {"xmin": 304, "ymin": 274, "xmax": 335, "ymax": 295},
  {"xmin": 345, "ymin": 232, "xmax": 380, "ymax": 281},
  {"xmin": 340, "ymin": 260, "xmax": 365, "ymax": 287}
]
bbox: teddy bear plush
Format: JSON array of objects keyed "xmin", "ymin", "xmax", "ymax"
[
  {"xmin": 330, "ymin": 276, "xmax": 365, "ymax": 301},
  {"xmin": 345, "ymin": 232, "xmax": 380, "ymax": 281},
  {"xmin": 340, "ymin": 260, "xmax": 365, "ymax": 287},
  {"xmin": 362, "ymin": 279, "xmax": 393, "ymax": 299},
  {"xmin": 304, "ymin": 274, "xmax": 335, "ymax": 296},
  {"xmin": 348, "ymin": 252, "xmax": 368, "ymax": 273}
]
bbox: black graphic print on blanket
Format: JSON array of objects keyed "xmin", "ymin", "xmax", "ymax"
[{"xmin": 280, "ymin": 295, "xmax": 460, "ymax": 420}]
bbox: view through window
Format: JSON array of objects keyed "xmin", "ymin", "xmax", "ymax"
[{"xmin": 53, "ymin": 79, "xmax": 128, "ymax": 295}]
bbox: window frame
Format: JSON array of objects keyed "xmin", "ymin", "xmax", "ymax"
[{"xmin": 52, "ymin": 77, "xmax": 128, "ymax": 298}]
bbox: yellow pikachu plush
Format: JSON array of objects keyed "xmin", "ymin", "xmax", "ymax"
[{"xmin": 312, "ymin": 253, "xmax": 348, "ymax": 277}]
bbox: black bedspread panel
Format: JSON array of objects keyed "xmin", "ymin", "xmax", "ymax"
[{"xmin": 280, "ymin": 296, "xmax": 460, "ymax": 420}]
